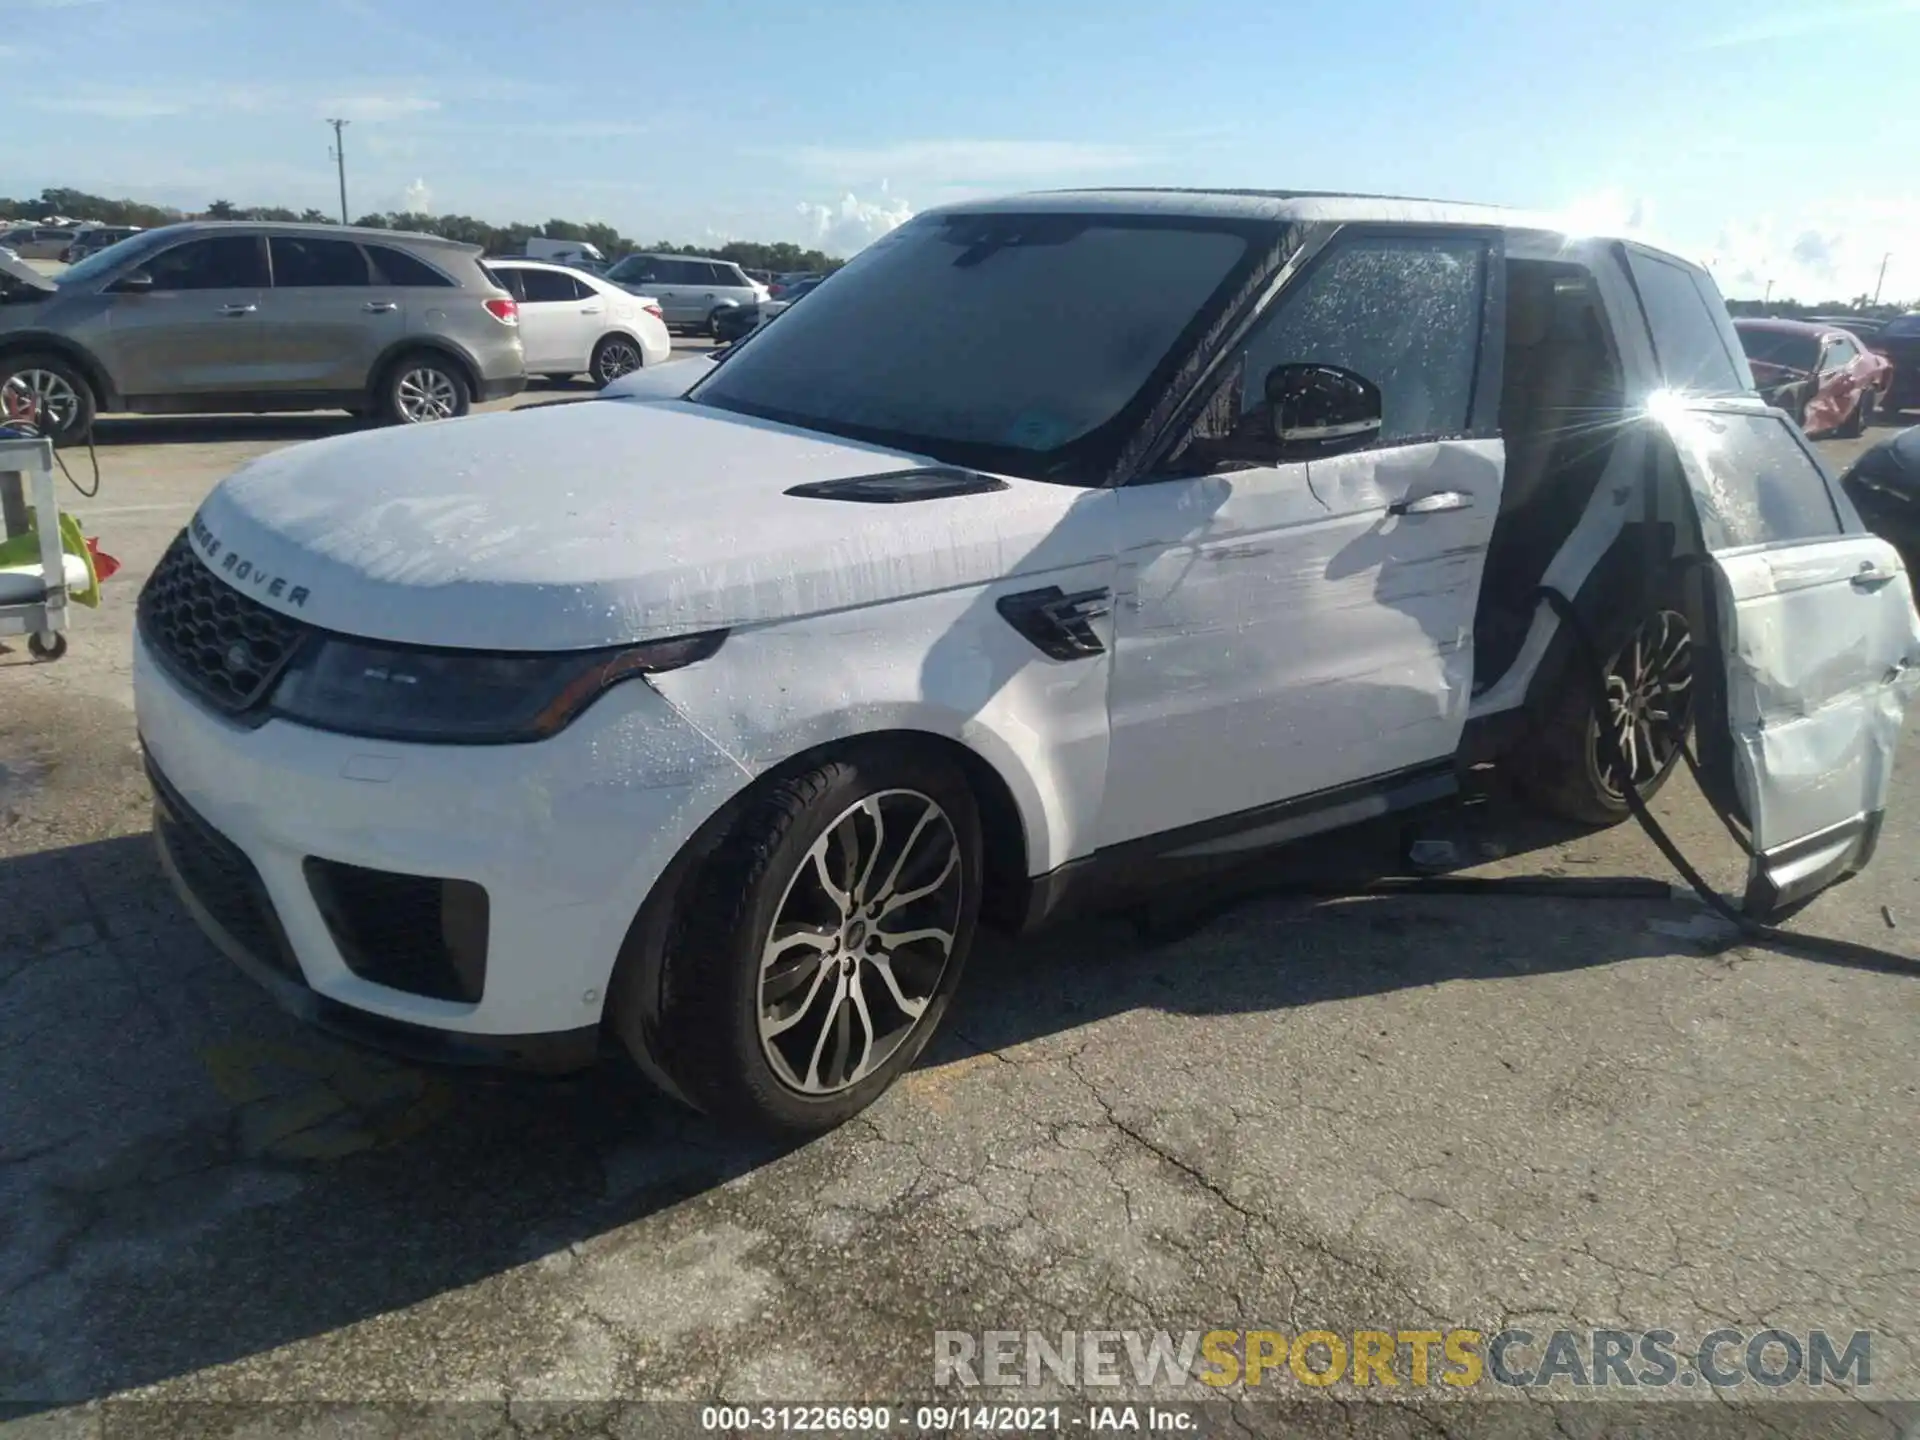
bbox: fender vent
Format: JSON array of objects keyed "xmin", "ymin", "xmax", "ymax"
[{"xmin": 784, "ymin": 469, "xmax": 1008, "ymax": 503}]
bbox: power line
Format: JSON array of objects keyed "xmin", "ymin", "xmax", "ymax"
[{"xmin": 325, "ymin": 118, "xmax": 350, "ymax": 225}]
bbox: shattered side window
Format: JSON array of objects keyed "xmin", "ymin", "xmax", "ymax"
[
  {"xmin": 1665, "ymin": 409, "xmax": 1843, "ymax": 549},
  {"xmin": 1237, "ymin": 234, "xmax": 1488, "ymax": 443}
]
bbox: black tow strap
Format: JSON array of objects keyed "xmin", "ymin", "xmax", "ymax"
[{"xmin": 1136, "ymin": 590, "xmax": 1916, "ymax": 975}]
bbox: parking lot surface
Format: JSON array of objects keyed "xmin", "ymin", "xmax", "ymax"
[{"xmin": 1, "ymin": 401, "xmax": 1915, "ymax": 1434}]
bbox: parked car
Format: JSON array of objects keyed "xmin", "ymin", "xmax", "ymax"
[
  {"xmin": 486, "ymin": 259, "xmax": 670, "ymax": 386},
  {"xmin": 525, "ymin": 237, "xmax": 606, "ymax": 266},
  {"xmin": 1838, "ymin": 425, "xmax": 1920, "ymax": 563},
  {"xmin": 0, "ymin": 224, "xmax": 83, "ymax": 261},
  {"xmin": 1806, "ymin": 314, "xmax": 1886, "ymax": 339},
  {"xmin": 602, "ymin": 251, "xmax": 767, "ymax": 335},
  {"xmin": 711, "ymin": 303, "xmax": 762, "ymax": 345},
  {"xmin": 756, "ymin": 274, "xmax": 823, "ymax": 323},
  {"xmin": 1732, "ymin": 318, "xmax": 1890, "ymax": 435},
  {"xmin": 1864, "ymin": 313, "xmax": 1920, "ymax": 418},
  {"xmin": 62, "ymin": 226, "xmax": 142, "ymax": 263},
  {"xmin": 134, "ymin": 190, "xmax": 1920, "ymax": 1137},
  {"xmin": 0, "ymin": 221, "xmax": 526, "ymax": 443}
]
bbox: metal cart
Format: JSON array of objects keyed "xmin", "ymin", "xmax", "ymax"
[{"xmin": 0, "ymin": 435, "xmax": 69, "ymax": 660}]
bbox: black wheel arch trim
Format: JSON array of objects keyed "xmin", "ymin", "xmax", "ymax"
[
  {"xmin": 370, "ymin": 337, "xmax": 484, "ymax": 400},
  {"xmin": 0, "ymin": 333, "xmax": 120, "ymax": 409}
]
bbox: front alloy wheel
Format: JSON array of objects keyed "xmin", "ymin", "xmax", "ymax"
[
  {"xmin": 758, "ymin": 790, "xmax": 964, "ymax": 1095},
  {"xmin": 648, "ymin": 746, "xmax": 982, "ymax": 1136}
]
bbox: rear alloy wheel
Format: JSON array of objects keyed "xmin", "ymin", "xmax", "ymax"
[
  {"xmin": 709, "ymin": 308, "xmax": 730, "ymax": 340},
  {"xmin": 0, "ymin": 354, "xmax": 97, "ymax": 445},
  {"xmin": 591, "ymin": 335, "xmax": 644, "ymax": 386},
  {"xmin": 1587, "ymin": 609, "xmax": 1694, "ymax": 806},
  {"xmin": 1519, "ymin": 606, "xmax": 1695, "ymax": 826},
  {"xmin": 385, "ymin": 356, "xmax": 470, "ymax": 425},
  {"xmin": 651, "ymin": 747, "xmax": 981, "ymax": 1135}
]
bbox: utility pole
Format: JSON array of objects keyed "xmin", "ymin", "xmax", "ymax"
[
  {"xmin": 1764, "ymin": 277, "xmax": 1773, "ymax": 304},
  {"xmin": 326, "ymin": 118, "xmax": 350, "ymax": 224},
  {"xmin": 1873, "ymin": 252, "xmax": 1891, "ymax": 306}
]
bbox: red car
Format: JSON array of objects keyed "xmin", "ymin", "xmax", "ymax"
[{"xmin": 1733, "ymin": 318, "xmax": 1892, "ymax": 436}]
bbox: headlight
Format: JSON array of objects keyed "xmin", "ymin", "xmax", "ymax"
[{"xmin": 266, "ymin": 630, "xmax": 726, "ymax": 743}]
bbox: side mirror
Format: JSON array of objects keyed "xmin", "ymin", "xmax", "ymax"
[
  {"xmin": 111, "ymin": 269, "xmax": 154, "ymax": 294},
  {"xmin": 1266, "ymin": 363, "xmax": 1382, "ymax": 453}
]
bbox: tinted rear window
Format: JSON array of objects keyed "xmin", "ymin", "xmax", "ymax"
[
  {"xmin": 1627, "ymin": 251, "xmax": 1748, "ymax": 396},
  {"xmin": 370, "ymin": 245, "xmax": 457, "ymax": 287},
  {"xmin": 270, "ymin": 235, "xmax": 369, "ymax": 287}
]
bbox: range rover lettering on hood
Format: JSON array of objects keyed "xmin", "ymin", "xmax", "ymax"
[
  {"xmin": 189, "ymin": 399, "xmax": 1098, "ymax": 650},
  {"xmin": 191, "ymin": 512, "xmax": 312, "ymax": 608}
]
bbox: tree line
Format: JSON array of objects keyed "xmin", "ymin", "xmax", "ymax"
[{"xmin": 2, "ymin": 186, "xmax": 847, "ymax": 274}]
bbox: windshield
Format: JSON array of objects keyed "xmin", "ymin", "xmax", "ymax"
[
  {"xmin": 57, "ymin": 228, "xmax": 174, "ymax": 287},
  {"xmin": 605, "ymin": 255, "xmax": 652, "ymax": 283},
  {"xmin": 688, "ymin": 212, "xmax": 1266, "ymax": 484},
  {"xmin": 1885, "ymin": 315, "xmax": 1920, "ymax": 338},
  {"xmin": 1735, "ymin": 327, "xmax": 1819, "ymax": 371}
]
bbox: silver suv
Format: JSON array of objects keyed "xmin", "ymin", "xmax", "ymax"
[
  {"xmin": 602, "ymin": 251, "xmax": 767, "ymax": 335},
  {"xmin": 0, "ymin": 222, "xmax": 527, "ymax": 443}
]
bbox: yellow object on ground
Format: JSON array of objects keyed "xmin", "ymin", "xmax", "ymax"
[{"xmin": 0, "ymin": 508, "xmax": 100, "ymax": 606}]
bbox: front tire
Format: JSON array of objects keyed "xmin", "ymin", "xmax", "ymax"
[
  {"xmin": 1517, "ymin": 607, "xmax": 1695, "ymax": 826},
  {"xmin": 381, "ymin": 353, "xmax": 471, "ymax": 425},
  {"xmin": 652, "ymin": 745, "xmax": 982, "ymax": 1136},
  {"xmin": 0, "ymin": 353, "xmax": 97, "ymax": 445}
]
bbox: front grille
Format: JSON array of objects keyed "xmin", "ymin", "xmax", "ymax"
[
  {"xmin": 137, "ymin": 531, "xmax": 308, "ymax": 714},
  {"xmin": 304, "ymin": 858, "xmax": 490, "ymax": 1003},
  {"xmin": 147, "ymin": 758, "xmax": 302, "ymax": 981}
]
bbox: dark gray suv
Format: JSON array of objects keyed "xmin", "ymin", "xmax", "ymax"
[{"xmin": 0, "ymin": 222, "xmax": 527, "ymax": 443}]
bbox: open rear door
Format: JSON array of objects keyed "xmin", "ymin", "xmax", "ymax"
[{"xmin": 1663, "ymin": 401, "xmax": 1920, "ymax": 917}]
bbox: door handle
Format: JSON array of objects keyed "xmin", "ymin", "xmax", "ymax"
[
  {"xmin": 580, "ymin": 305, "xmax": 603, "ymax": 314},
  {"xmin": 217, "ymin": 303, "xmax": 256, "ymax": 316},
  {"xmin": 1387, "ymin": 490, "xmax": 1471, "ymax": 516},
  {"xmin": 1851, "ymin": 562, "xmax": 1897, "ymax": 591},
  {"xmin": 362, "ymin": 301, "xmax": 397, "ymax": 314}
]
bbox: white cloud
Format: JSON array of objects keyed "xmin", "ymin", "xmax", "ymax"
[
  {"xmin": 1700, "ymin": 200, "xmax": 1919, "ymax": 303},
  {"xmin": 1695, "ymin": 0, "xmax": 1920, "ymax": 49},
  {"xmin": 788, "ymin": 139, "xmax": 1149, "ymax": 187},
  {"xmin": 797, "ymin": 188, "xmax": 915, "ymax": 257},
  {"xmin": 320, "ymin": 95, "xmax": 440, "ymax": 122},
  {"xmin": 401, "ymin": 178, "xmax": 432, "ymax": 213}
]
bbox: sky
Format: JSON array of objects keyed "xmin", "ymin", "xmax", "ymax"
[{"xmin": 9, "ymin": 0, "xmax": 1918, "ymax": 303}]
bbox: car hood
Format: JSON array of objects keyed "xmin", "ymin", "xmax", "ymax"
[
  {"xmin": 188, "ymin": 400, "xmax": 1100, "ymax": 650},
  {"xmin": 0, "ymin": 249, "xmax": 57, "ymax": 300}
]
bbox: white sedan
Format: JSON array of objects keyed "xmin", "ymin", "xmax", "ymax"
[{"xmin": 485, "ymin": 259, "xmax": 671, "ymax": 386}]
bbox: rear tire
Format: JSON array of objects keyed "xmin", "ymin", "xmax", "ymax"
[
  {"xmin": 0, "ymin": 352, "xmax": 97, "ymax": 445},
  {"xmin": 590, "ymin": 335, "xmax": 645, "ymax": 387},
  {"xmin": 649, "ymin": 743, "xmax": 982, "ymax": 1137},
  {"xmin": 1515, "ymin": 606, "xmax": 1694, "ymax": 827},
  {"xmin": 380, "ymin": 352, "xmax": 471, "ymax": 425}
]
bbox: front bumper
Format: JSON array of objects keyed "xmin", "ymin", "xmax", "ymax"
[{"xmin": 134, "ymin": 635, "xmax": 750, "ymax": 1063}]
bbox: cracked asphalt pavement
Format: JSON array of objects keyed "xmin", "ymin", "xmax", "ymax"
[{"xmin": 1, "ymin": 408, "xmax": 1916, "ymax": 1438}]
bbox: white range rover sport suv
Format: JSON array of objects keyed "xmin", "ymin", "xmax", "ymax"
[{"xmin": 134, "ymin": 190, "xmax": 1920, "ymax": 1135}]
